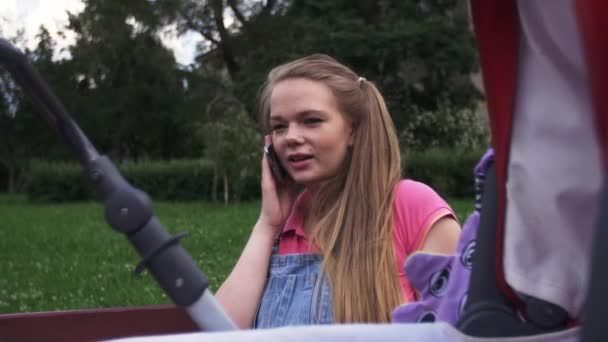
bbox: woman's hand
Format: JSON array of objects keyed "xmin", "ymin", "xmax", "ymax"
[
  {"xmin": 258, "ymin": 135, "xmax": 296, "ymax": 236},
  {"xmin": 215, "ymin": 135, "xmax": 296, "ymax": 328}
]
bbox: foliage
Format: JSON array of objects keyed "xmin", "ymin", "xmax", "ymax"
[
  {"xmin": 0, "ymin": 0, "xmax": 484, "ymax": 200},
  {"xmin": 400, "ymin": 99, "xmax": 489, "ymax": 150},
  {"xmin": 0, "ymin": 67, "xmax": 24, "ymax": 192},
  {"xmin": 66, "ymin": 0, "xmax": 190, "ymax": 161},
  {"xmin": 23, "ymin": 159, "xmax": 217, "ymax": 202},
  {"xmin": 22, "ymin": 148, "xmax": 484, "ymax": 202},
  {"xmin": 0, "ymin": 27, "xmax": 72, "ymax": 192},
  {"xmin": 196, "ymin": 96, "xmax": 261, "ymax": 203},
  {"xmin": 404, "ymin": 147, "xmax": 486, "ymax": 198},
  {"xmin": 156, "ymin": 0, "xmax": 481, "ymax": 134},
  {"xmin": 0, "ymin": 166, "xmax": 6, "ymax": 192}
]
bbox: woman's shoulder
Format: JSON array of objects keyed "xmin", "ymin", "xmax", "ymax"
[
  {"xmin": 392, "ymin": 179, "xmax": 455, "ymax": 253},
  {"xmin": 394, "ymin": 179, "xmax": 439, "ymax": 198},
  {"xmin": 393, "ymin": 179, "xmax": 452, "ymax": 216}
]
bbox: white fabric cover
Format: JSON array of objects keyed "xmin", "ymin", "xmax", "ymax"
[
  {"xmin": 505, "ymin": 0, "xmax": 603, "ymax": 318},
  {"xmin": 107, "ymin": 323, "xmax": 580, "ymax": 342}
]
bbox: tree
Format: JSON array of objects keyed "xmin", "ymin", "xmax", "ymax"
[
  {"xmin": 0, "ymin": 63, "xmax": 24, "ymax": 193},
  {"xmin": 66, "ymin": 0, "xmax": 189, "ymax": 161},
  {"xmin": 158, "ymin": 0, "xmax": 481, "ymax": 143},
  {"xmin": 184, "ymin": 70, "xmax": 261, "ymax": 203},
  {"xmin": 247, "ymin": 0, "xmax": 481, "ymax": 133},
  {"xmin": 196, "ymin": 104, "xmax": 261, "ymax": 203},
  {"xmin": 0, "ymin": 27, "xmax": 72, "ymax": 192},
  {"xmin": 153, "ymin": 0, "xmax": 284, "ymax": 125},
  {"xmin": 17, "ymin": 27, "xmax": 82, "ymax": 161}
]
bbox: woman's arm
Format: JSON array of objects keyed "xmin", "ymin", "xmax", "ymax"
[
  {"xmin": 215, "ymin": 136, "xmax": 296, "ymax": 329},
  {"xmin": 215, "ymin": 221, "xmax": 276, "ymax": 329},
  {"xmin": 419, "ymin": 216, "xmax": 461, "ymax": 254}
]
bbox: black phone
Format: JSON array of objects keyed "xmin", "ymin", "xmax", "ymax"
[{"xmin": 264, "ymin": 144, "xmax": 288, "ymax": 183}]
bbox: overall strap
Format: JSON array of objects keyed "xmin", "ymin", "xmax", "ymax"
[{"xmin": 272, "ymin": 234, "xmax": 281, "ymax": 255}]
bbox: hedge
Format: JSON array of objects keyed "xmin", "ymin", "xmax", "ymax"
[
  {"xmin": 23, "ymin": 159, "xmax": 217, "ymax": 202},
  {"xmin": 21, "ymin": 149, "xmax": 486, "ymax": 202},
  {"xmin": 404, "ymin": 148, "xmax": 484, "ymax": 199}
]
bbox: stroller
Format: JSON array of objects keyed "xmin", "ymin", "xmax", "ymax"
[{"xmin": 1, "ymin": 0, "xmax": 606, "ymax": 341}]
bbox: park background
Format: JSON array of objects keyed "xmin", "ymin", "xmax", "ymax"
[{"xmin": 0, "ymin": 0, "xmax": 487, "ymax": 314}]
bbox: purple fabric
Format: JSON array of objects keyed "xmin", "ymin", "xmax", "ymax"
[{"xmin": 391, "ymin": 149, "xmax": 494, "ymax": 325}]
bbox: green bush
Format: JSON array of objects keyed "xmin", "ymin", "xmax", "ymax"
[
  {"xmin": 24, "ymin": 162, "xmax": 91, "ymax": 202},
  {"xmin": 403, "ymin": 148, "xmax": 485, "ymax": 198},
  {"xmin": 399, "ymin": 101, "xmax": 490, "ymax": 151},
  {"xmin": 121, "ymin": 159, "xmax": 217, "ymax": 201},
  {"xmin": 23, "ymin": 159, "xmax": 222, "ymax": 202},
  {"xmin": 22, "ymin": 149, "xmax": 483, "ymax": 202}
]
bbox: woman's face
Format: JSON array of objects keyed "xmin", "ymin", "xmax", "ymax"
[{"xmin": 269, "ymin": 78, "xmax": 354, "ymax": 188}]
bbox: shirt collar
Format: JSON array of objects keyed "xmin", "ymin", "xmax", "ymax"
[{"xmin": 282, "ymin": 189, "xmax": 310, "ymax": 238}]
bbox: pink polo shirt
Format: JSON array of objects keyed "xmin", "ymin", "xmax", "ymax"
[{"xmin": 277, "ymin": 179, "xmax": 456, "ymax": 302}]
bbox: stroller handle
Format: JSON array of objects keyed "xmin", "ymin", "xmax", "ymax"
[{"xmin": 0, "ymin": 38, "xmax": 236, "ymax": 332}]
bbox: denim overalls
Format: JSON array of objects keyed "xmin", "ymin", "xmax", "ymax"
[{"xmin": 254, "ymin": 246, "xmax": 333, "ymax": 328}]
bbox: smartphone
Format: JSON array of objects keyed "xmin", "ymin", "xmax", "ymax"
[{"xmin": 264, "ymin": 144, "xmax": 288, "ymax": 183}]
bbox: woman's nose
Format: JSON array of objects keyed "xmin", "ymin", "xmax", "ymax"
[{"xmin": 284, "ymin": 125, "xmax": 304, "ymax": 146}]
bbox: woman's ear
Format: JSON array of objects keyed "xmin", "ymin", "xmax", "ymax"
[{"xmin": 348, "ymin": 127, "xmax": 356, "ymax": 147}]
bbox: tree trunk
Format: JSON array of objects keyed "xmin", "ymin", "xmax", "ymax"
[
  {"xmin": 212, "ymin": 162, "xmax": 218, "ymax": 202},
  {"xmin": 211, "ymin": 0, "xmax": 240, "ymax": 79},
  {"xmin": 223, "ymin": 173, "xmax": 229, "ymax": 205},
  {"xmin": 7, "ymin": 166, "xmax": 18, "ymax": 193}
]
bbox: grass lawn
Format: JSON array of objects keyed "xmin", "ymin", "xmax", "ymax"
[{"xmin": 0, "ymin": 194, "xmax": 473, "ymax": 314}]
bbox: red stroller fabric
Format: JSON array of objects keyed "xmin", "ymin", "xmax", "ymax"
[{"xmin": 470, "ymin": 0, "xmax": 607, "ymax": 321}]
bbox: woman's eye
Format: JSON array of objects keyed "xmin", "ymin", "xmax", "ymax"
[
  {"xmin": 304, "ymin": 118, "xmax": 322, "ymax": 125},
  {"xmin": 272, "ymin": 124, "xmax": 286, "ymax": 132}
]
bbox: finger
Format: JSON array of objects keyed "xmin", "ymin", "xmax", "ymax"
[
  {"xmin": 261, "ymin": 143, "xmax": 276, "ymax": 193},
  {"xmin": 262, "ymin": 134, "xmax": 272, "ymax": 179}
]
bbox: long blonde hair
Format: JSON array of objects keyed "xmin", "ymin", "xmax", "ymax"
[{"xmin": 259, "ymin": 54, "xmax": 402, "ymax": 323}]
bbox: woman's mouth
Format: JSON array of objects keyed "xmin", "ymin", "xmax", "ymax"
[{"xmin": 287, "ymin": 154, "xmax": 313, "ymax": 169}]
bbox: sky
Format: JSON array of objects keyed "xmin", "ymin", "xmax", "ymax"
[{"xmin": 0, "ymin": 0, "xmax": 201, "ymax": 65}]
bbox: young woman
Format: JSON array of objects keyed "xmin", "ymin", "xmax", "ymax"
[{"xmin": 215, "ymin": 54, "xmax": 461, "ymax": 329}]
